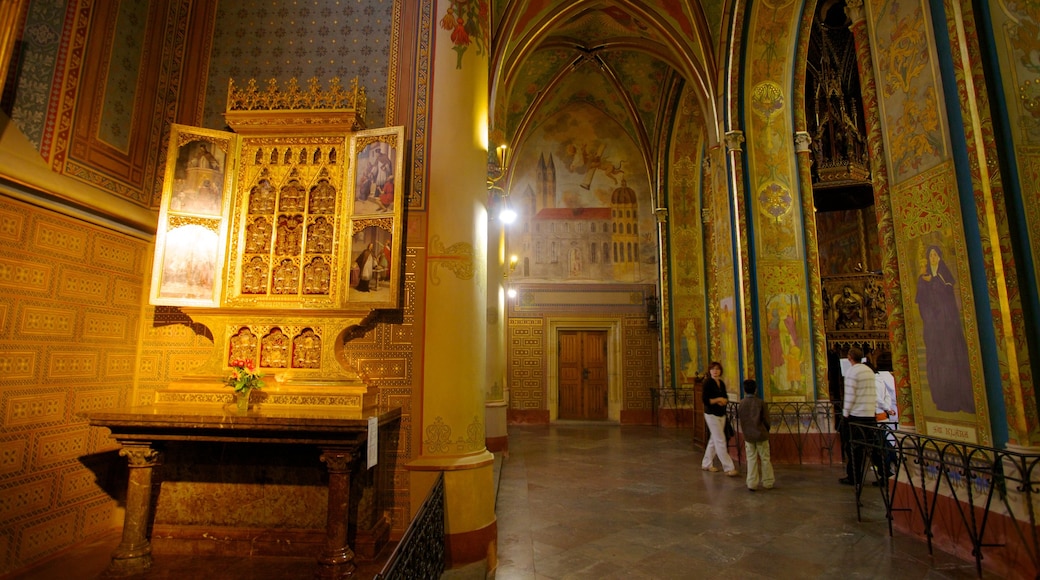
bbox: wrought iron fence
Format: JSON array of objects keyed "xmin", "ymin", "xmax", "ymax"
[
  {"xmin": 374, "ymin": 473, "xmax": 445, "ymax": 579},
  {"xmin": 726, "ymin": 400, "xmax": 841, "ymax": 465},
  {"xmin": 849, "ymin": 423, "xmax": 1040, "ymax": 578}
]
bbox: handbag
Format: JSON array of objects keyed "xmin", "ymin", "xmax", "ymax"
[{"xmin": 724, "ymin": 416, "xmax": 735, "ymax": 440}]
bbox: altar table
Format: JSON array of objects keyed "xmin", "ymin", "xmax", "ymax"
[{"xmin": 85, "ymin": 404, "xmax": 401, "ymax": 579}]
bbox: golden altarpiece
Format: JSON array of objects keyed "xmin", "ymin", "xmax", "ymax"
[{"xmin": 149, "ymin": 77, "xmax": 405, "ymax": 412}]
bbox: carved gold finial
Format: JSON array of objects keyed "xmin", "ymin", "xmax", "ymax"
[{"xmin": 224, "ymin": 77, "xmax": 368, "ymax": 135}]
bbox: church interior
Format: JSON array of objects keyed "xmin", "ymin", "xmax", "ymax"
[{"xmin": 0, "ymin": 0, "xmax": 1038, "ymax": 578}]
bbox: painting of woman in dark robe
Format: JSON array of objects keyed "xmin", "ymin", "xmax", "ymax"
[{"xmin": 915, "ymin": 245, "xmax": 975, "ymax": 414}]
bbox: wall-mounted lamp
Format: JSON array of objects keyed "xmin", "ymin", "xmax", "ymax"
[
  {"xmin": 487, "ymin": 144, "xmax": 508, "ymax": 193},
  {"xmin": 646, "ymin": 294, "xmax": 659, "ymax": 330},
  {"xmin": 506, "ymin": 287, "xmax": 518, "ymax": 299},
  {"xmin": 499, "ymin": 198, "xmax": 517, "ymax": 223},
  {"xmin": 508, "ymin": 254, "xmax": 519, "ymax": 273}
]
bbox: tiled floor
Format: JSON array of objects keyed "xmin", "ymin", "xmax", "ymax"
[
  {"xmin": 16, "ymin": 424, "xmax": 994, "ymax": 579},
  {"xmin": 495, "ymin": 424, "xmax": 995, "ymax": 580}
]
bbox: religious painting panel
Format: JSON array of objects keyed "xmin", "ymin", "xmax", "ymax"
[
  {"xmin": 221, "ymin": 134, "xmax": 350, "ymax": 309},
  {"xmin": 350, "ymin": 126, "xmax": 405, "ymax": 217},
  {"xmin": 760, "ymin": 289, "xmax": 809, "ymax": 402},
  {"xmin": 347, "ymin": 220, "xmax": 397, "ymax": 307},
  {"xmin": 892, "ymin": 164, "xmax": 990, "ymax": 445},
  {"xmin": 150, "ymin": 124, "xmax": 238, "ymax": 307}
]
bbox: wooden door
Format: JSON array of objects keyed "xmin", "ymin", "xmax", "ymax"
[{"xmin": 558, "ymin": 330, "xmax": 608, "ymax": 420}]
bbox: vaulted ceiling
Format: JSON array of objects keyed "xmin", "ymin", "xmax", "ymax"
[{"xmin": 490, "ymin": 0, "xmax": 727, "ymax": 166}]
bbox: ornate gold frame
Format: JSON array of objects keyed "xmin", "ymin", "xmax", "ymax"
[{"xmin": 150, "ymin": 124, "xmax": 238, "ymax": 307}]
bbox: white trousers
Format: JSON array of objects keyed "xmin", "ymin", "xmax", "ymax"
[
  {"xmin": 744, "ymin": 440, "xmax": 775, "ymax": 489},
  {"xmin": 701, "ymin": 413, "xmax": 735, "ymax": 471}
]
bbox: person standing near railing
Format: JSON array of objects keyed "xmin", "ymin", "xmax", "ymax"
[
  {"xmin": 700, "ymin": 361, "xmax": 739, "ymax": 476},
  {"xmin": 839, "ymin": 346, "xmax": 878, "ymax": 486},
  {"xmin": 738, "ymin": 379, "xmax": 774, "ymax": 491}
]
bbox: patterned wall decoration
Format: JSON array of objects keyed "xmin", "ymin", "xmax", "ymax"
[
  {"xmin": 10, "ymin": 0, "xmax": 212, "ymax": 208},
  {"xmin": 986, "ymin": 0, "xmax": 1040, "ymax": 446},
  {"xmin": 204, "ymin": 0, "xmax": 395, "ymax": 131},
  {"xmin": 866, "ymin": 0, "xmax": 990, "ymax": 445},
  {"xmin": 0, "ymin": 197, "xmax": 147, "ymax": 575},
  {"xmin": 338, "ymin": 245, "xmax": 421, "ymax": 537},
  {"xmin": 868, "ymin": 0, "xmax": 948, "ymax": 183},
  {"xmin": 9, "ymin": 0, "xmax": 72, "ymax": 151},
  {"xmin": 667, "ymin": 89, "xmax": 707, "ymax": 385},
  {"xmin": 98, "ymin": 0, "xmax": 148, "ymax": 151},
  {"xmin": 744, "ymin": 0, "xmax": 813, "ymax": 401},
  {"xmin": 891, "ymin": 163, "xmax": 988, "ymax": 445},
  {"xmin": 506, "ymin": 318, "xmax": 545, "ymax": 416},
  {"xmin": 711, "ymin": 141, "xmax": 738, "ymax": 385}
]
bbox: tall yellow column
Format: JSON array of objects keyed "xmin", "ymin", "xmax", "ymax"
[{"xmin": 406, "ymin": 0, "xmax": 496, "ymax": 570}]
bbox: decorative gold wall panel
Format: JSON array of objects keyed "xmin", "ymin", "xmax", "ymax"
[{"xmin": 0, "ymin": 196, "xmax": 146, "ymax": 574}]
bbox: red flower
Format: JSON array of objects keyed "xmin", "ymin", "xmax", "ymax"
[{"xmin": 452, "ymin": 17, "xmax": 469, "ymax": 46}]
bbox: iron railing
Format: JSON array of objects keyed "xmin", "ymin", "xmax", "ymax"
[
  {"xmin": 726, "ymin": 400, "xmax": 841, "ymax": 465},
  {"xmin": 849, "ymin": 423, "xmax": 1040, "ymax": 578},
  {"xmin": 374, "ymin": 473, "xmax": 445, "ymax": 579}
]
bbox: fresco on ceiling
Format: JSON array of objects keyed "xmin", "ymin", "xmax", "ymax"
[
  {"xmin": 535, "ymin": 62, "xmax": 638, "ymax": 144},
  {"xmin": 502, "ymin": 48, "xmax": 574, "ymax": 136},
  {"xmin": 508, "ymin": 103, "xmax": 655, "ymax": 284},
  {"xmin": 552, "ymin": 6, "xmax": 665, "ymax": 44},
  {"xmin": 599, "ymin": 51, "xmax": 671, "ymax": 134}
]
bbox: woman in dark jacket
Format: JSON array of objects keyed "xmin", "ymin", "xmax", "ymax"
[{"xmin": 701, "ymin": 361, "xmax": 738, "ymax": 475}]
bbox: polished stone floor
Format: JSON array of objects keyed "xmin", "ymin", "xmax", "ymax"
[
  {"xmin": 495, "ymin": 424, "xmax": 994, "ymax": 580},
  {"xmin": 16, "ymin": 424, "xmax": 994, "ymax": 579}
]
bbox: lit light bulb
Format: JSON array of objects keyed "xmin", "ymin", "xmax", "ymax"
[
  {"xmin": 506, "ymin": 288, "xmax": 518, "ymax": 299},
  {"xmin": 500, "ymin": 206, "xmax": 517, "ymax": 223}
]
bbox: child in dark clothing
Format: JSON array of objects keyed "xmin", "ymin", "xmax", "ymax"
[{"xmin": 737, "ymin": 379, "xmax": 775, "ymax": 491}]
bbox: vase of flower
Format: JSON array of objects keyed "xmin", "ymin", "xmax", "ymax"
[
  {"xmin": 236, "ymin": 390, "xmax": 250, "ymax": 414},
  {"xmin": 225, "ymin": 360, "xmax": 264, "ymax": 415}
]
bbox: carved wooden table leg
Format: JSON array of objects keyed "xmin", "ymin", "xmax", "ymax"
[
  {"xmin": 316, "ymin": 446, "xmax": 357, "ymax": 579},
  {"xmin": 108, "ymin": 442, "xmax": 162, "ymax": 575}
]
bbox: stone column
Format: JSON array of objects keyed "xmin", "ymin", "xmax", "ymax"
[
  {"xmin": 108, "ymin": 443, "xmax": 161, "ymax": 576},
  {"xmin": 846, "ymin": 0, "xmax": 915, "ymax": 430},
  {"xmin": 724, "ymin": 130, "xmax": 754, "ymax": 378},
  {"xmin": 316, "ymin": 447, "xmax": 358, "ymax": 579},
  {"xmin": 407, "ymin": 0, "xmax": 496, "ymax": 570},
  {"xmin": 794, "ymin": 131, "xmax": 829, "ymax": 398}
]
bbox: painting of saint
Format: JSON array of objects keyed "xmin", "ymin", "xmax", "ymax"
[
  {"xmin": 349, "ymin": 225, "xmax": 393, "ymax": 303},
  {"xmin": 354, "ymin": 140, "xmax": 397, "ymax": 214},
  {"xmin": 170, "ymin": 140, "xmax": 226, "ymax": 216},
  {"xmin": 915, "ymin": 245, "xmax": 975, "ymax": 414}
]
